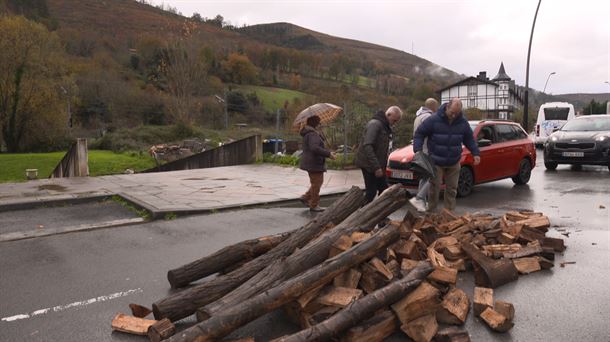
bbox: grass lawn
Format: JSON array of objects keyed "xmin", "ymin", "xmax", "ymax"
[
  {"xmin": 236, "ymin": 85, "xmax": 312, "ymax": 112},
  {"xmin": 0, "ymin": 150, "xmax": 156, "ymax": 183}
]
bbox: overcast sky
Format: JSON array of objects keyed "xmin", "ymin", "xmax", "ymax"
[{"xmin": 150, "ymin": 0, "xmax": 609, "ymax": 95}]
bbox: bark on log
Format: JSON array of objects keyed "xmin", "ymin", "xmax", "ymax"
[
  {"xmin": 198, "ymin": 185, "xmax": 408, "ymax": 320},
  {"xmin": 272, "ymin": 261, "xmax": 434, "ymax": 342},
  {"xmin": 167, "ymin": 232, "xmax": 290, "ymax": 288},
  {"xmin": 166, "ymin": 223, "xmax": 402, "ymax": 342},
  {"xmin": 461, "ymin": 242, "xmax": 518, "ymax": 288},
  {"xmin": 152, "ymin": 186, "xmax": 365, "ymax": 322}
]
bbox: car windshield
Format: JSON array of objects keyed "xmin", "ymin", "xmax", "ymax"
[
  {"xmin": 561, "ymin": 116, "xmax": 610, "ymax": 131},
  {"xmin": 543, "ymin": 107, "xmax": 570, "ymax": 120},
  {"xmin": 470, "ymin": 123, "xmax": 478, "ymax": 131}
]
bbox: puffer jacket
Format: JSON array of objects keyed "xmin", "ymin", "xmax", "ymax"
[
  {"xmin": 413, "ymin": 103, "xmax": 480, "ymax": 166},
  {"xmin": 299, "ymin": 125, "xmax": 331, "ymax": 172},
  {"xmin": 354, "ymin": 111, "xmax": 393, "ymax": 173}
]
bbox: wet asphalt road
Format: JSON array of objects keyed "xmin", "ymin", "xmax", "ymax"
[{"xmin": 0, "ymin": 152, "xmax": 608, "ymax": 342}]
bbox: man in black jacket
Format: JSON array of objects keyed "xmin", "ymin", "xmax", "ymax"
[{"xmin": 355, "ymin": 106, "xmax": 402, "ymax": 203}]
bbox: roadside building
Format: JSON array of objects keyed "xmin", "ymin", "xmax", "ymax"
[{"xmin": 438, "ymin": 62, "xmax": 525, "ymax": 120}]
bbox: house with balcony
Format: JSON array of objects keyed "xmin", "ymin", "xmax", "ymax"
[{"xmin": 437, "ymin": 63, "xmax": 524, "ymax": 120}]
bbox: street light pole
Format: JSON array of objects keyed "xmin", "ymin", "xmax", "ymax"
[
  {"xmin": 523, "ymin": 0, "xmax": 542, "ymax": 132},
  {"xmin": 543, "ymin": 71, "xmax": 556, "ymax": 93}
]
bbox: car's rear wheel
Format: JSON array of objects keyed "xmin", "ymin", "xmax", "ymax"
[
  {"xmin": 457, "ymin": 167, "xmax": 474, "ymax": 198},
  {"xmin": 544, "ymin": 161, "xmax": 558, "ymax": 170},
  {"xmin": 512, "ymin": 159, "xmax": 532, "ymax": 184}
]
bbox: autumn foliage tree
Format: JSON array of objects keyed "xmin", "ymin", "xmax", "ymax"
[
  {"xmin": 0, "ymin": 16, "xmax": 71, "ymax": 152},
  {"xmin": 222, "ymin": 52, "xmax": 259, "ymax": 84}
]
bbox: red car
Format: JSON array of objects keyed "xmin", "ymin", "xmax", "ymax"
[{"xmin": 386, "ymin": 120, "xmax": 536, "ymax": 197}]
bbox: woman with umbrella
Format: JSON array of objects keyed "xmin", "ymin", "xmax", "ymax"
[{"xmin": 298, "ymin": 114, "xmax": 336, "ymax": 212}]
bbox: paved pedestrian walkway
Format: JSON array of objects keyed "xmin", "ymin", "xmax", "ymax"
[{"xmin": 0, "ymin": 164, "xmax": 365, "ymax": 217}]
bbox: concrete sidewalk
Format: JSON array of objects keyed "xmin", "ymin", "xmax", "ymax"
[{"xmin": 0, "ymin": 164, "xmax": 365, "ymax": 218}]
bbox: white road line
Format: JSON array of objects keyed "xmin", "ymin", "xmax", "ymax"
[{"xmin": 1, "ymin": 288, "xmax": 143, "ymax": 323}]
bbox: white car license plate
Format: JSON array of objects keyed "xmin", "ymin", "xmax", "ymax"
[
  {"xmin": 562, "ymin": 152, "xmax": 584, "ymax": 157},
  {"xmin": 392, "ymin": 170, "xmax": 413, "ymax": 179}
]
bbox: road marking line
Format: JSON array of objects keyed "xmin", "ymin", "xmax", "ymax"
[{"xmin": 1, "ymin": 288, "xmax": 142, "ymax": 323}]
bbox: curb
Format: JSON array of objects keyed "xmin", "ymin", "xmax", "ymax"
[{"xmin": 0, "ymin": 192, "xmax": 113, "ymax": 213}]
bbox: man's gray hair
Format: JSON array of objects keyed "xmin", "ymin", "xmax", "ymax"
[{"xmin": 386, "ymin": 106, "xmax": 403, "ymax": 117}]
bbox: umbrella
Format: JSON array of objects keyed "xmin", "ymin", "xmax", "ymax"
[{"xmin": 292, "ymin": 103, "xmax": 343, "ymax": 130}]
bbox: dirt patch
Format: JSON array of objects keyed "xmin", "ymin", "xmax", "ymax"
[{"xmin": 37, "ymin": 184, "xmax": 68, "ymax": 192}]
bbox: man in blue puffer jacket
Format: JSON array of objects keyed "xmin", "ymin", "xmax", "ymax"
[{"xmin": 413, "ymin": 98, "xmax": 480, "ymax": 212}]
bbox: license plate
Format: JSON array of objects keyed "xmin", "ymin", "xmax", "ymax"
[
  {"xmin": 562, "ymin": 152, "xmax": 584, "ymax": 157},
  {"xmin": 392, "ymin": 170, "xmax": 414, "ymax": 179}
]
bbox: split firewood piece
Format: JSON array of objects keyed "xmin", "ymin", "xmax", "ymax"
[
  {"xmin": 153, "ymin": 186, "xmax": 366, "ymax": 322},
  {"xmin": 167, "ymin": 222, "xmax": 402, "ymax": 342},
  {"xmin": 265, "ymin": 262, "xmax": 434, "ymax": 342},
  {"xmin": 334, "ymin": 268, "xmax": 362, "ymax": 289},
  {"xmin": 129, "ymin": 303, "xmax": 152, "ymax": 318},
  {"xmin": 401, "ymin": 258, "xmax": 419, "ymax": 274},
  {"xmin": 540, "ymin": 246, "xmax": 556, "ymax": 260},
  {"xmin": 480, "ymin": 307, "xmax": 514, "ymax": 332},
  {"xmin": 313, "ymin": 286, "xmax": 363, "ymax": 307},
  {"xmin": 394, "ymin": 240, "xmax": 421, "ymax": 260},
  {"xmin": 359, "ymin": 263, "xmax": 390, "ymax": 294},
  {"xmin": 295, "ymin": 284, "xmax": 326, "ymax": 313},
  {"xmin": 461, "ymin": 242, "xmax": 518, "ymax": 288},
  {"xmin": 445, "ymin": 258, "xmax": 466, "ymax": 272},
  {"xmin": 329, "ymin": 235, "xmax": 353, "ymax": 258},
  {"xmin": 111, "ymin": 313, "xmax": 156, "ymax": 336},
  {"xmin": 436, "ymin": 287, "xmax": 470, "ymax": 325},
  {"xmin": 542, "ymin": 237, "xmax": 566, "ymax": 252},
  {"xmin": 482, "ymin": 244, "xmax": 522, "ymax": 258},
  {"xmin": 435, "ymin": 326, "xmax": 471, "ymax": 342},
  {"xmin": 504, "ymin": 211, "xmax": 529, "ymax": 222},
  {"xmin": 166, "ymin": 232, "xmax": 290, "ymax": 288},
  {"xmin": 428, "ymin": 266, "xmax": 458, "ymax": 285},
  {"xmin": 440, "ymin": 208, "xmax": 460, "ymax": 222},
  {"xmin": 400, "ymin": 314, "xmax": 438, "ymax": 342},
  {"xmin": 197, "ymin": 186, "xmax": 407, "ymax": 323},
  {"xmin": 502, "ymin": 242, "xmax": 543, "ymax": 259},
  {"xmin": 497, "ymin": 232, "xmax": 515, "ymax": 245},
  {"xmin": 339, "ymin": 309, "xmax": 397, "ymax": 342},
  {"xmin": 350, "ymin": 231, "xmax": 371, "ymax": 243},
  {"xmin": 368, "ymin": 257, "xmax": 394, "ymax": 281},
  {"xmin": 473, "ymin": 287, "xmax": 493, "ymax": 317},
  {"xmin": 519, "ymin": 211, "xmax": 544, "ymax": 217},
  {"xmin": 385, "ymin": 248, "xmax": 397, "ymax": 263},
  {"xmin": 516, "ymin": 226, "xmax": 546, "ymax": 244},
  {"xmin": 147, "ymin": 318, "xmax": 175, "ymax": 342},
  {"xmin": 516, "ymin": 215, "xmax": 550, "ymax": 232},
  {"xmin": 386, "ymin": 259, "xmax": 401, "ymax": 278},
  {"xmin": 392, "ymin": 281, "xmax": 441, "ymax": 324},
  {"xmin": 536, "ymin": 256, "xmax": 554, "ymax": 269},
  {"xmin": 501, "ymin": 222, "xmax": 523, "ymax": 237},
  {"xmin": 494, "ymin": 301, "xmax": 515, "ymax": 322},
  {"xmin": 420, "ymin": 224, "xmax": 441, "ymax": 245},
  {"xmin": 437, "ymin": 218, "xmax": 466, "ymax": 234},
  {"xmin": 512, "ymin": 257, "xmax": 541, "ymax": 274},
  {"xmin": 443, "ymin": 245, "xmax": 465, "ymax": 261}
]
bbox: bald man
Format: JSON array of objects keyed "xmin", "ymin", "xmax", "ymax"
[
  {"xmin": 413, "ymin": 98, "xmax": 480, "ymax": 212},
  {"xmin": 355, "ymin": 106, "xmax": 402, "ymax": 203}
]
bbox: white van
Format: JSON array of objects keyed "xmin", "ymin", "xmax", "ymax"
[{"xmin": 535, "ymin": 102, "xmax": 576, "ymax": 146}]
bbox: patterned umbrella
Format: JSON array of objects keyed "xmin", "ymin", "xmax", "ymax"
[{"xmin": 292, "ymin": 103, "xmax": 343, "ymax": 130}]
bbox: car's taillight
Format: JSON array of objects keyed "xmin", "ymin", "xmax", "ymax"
[{"xmin": 535, "ymin": 124, "xmax": 540, "ymax": 137}]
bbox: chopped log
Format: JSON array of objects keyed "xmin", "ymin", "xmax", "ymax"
[
  {"xmin": 480, "ymin": 307, "xmax": 514, "ymax": 332},
  {"xmin": 540, "ymin": 246, "xmax": 556, "ymax": 260},
  {"xmin": 542, "ymin": 237, "xmax": 566, "ymax": 252},
  {"xmin": 386, "ymin": 259, "xmax": 401, "ymax": 278},
  {"xmin": 516, "ymin": 216, "xmax": 550, "ymax": 232},
  {"xmin": 329, "ymin": 235, "xmax": 353, "ymax": 258},
  {"xmin": 152, "ymin": 186, "xmax": 365, "ymax": 322},
  {"xmin": 385, "ymin": 248, "xmax": 397, "ymax": 263},
  {"xmin": 165, "ymin": 222, "xmax": 402, "ymax": 342},
  {"xmin": 368, "ymin": 257, "xmax": 394, "ymax": 281},
  {"xmin": 272, "ymin": 261, "xmax": 433, "ymax": 342},
  {"xmin": 494, "ymin": 301, "xmax": 515, "ymax": 322},
  {"xmin": 504, "ymin": 211, "xmax": 529, "ymax": 222},
  {"xmin": 339, "ymin": 310, "xmax": 397, "ymax": 342},
  {"xmin": 461, "ymin": 242, "xmax": 518, "ymax": 288},
  {"xmin": 198, "ymin": 186, "xmax": 407, "ymax": 321},
  {"xmin": 314, "ymin": 286, "xmax": 363, "ymax": 307},
  {"xmin": 350, "ymin": 232, "xmax": 371, "ymax": 243},
  {"xmin": 502, "ymin": 243, "xmax": 543, "ymax": 259},
  {"xmin": 401, "ymin": 259, "xmax": 419, "ymax": 274},
  {"xmin": 359, "ymin": 263, "xmax": 390, "ymax": 294},
  {"xmin": 391, "ymin": 281, "xmax": 440, "ymax": 324},
  {"xmin": 536, "ymin": 256, "xmax": 554, "ymax": 269},
  {"xmin": 334, "ymin": 268, "xmax": 362, "ymax": 289},
  {"xmin": 516, "ymin": 226, "xmax": 546, "ymax": 244},
  {"xmin": 111, "ymin": 313, "xmax": 156, "ymax": 336},
  {"xmin": 513, "ymin": 257, "xmax": 541, "ymax": 274},
  {"xmin": 435, "ymin": 326, "xmax": 471, "ymax": 342},
  {"xmin": 420, "ymin": 224, "xmax": 441, "ymax": 245},
  {"xmin": 473, "ymin": 287, "xmax": 493, "ymax": 317},
  {"xmin": 400, "ymin": 314, "xmax": 438, "ymax": 342},
  {"xmin": 147, "ymin": 318, "xmax": 175, "ymax": 342},
  {"xmin": 427, "ymin": 266, "xmax": 458, "ymax": 285},
  {"xmin": 166, "ymin": 232, "xmax": 289, "ymax": 288},
  {"xmin": 497, "ymin": 232, "xmax": 515, "ymax": 245},
  {"xmin": 443, "ymin": 245, "xmax": 465, "ymax": 261},
  {"xmin": 395, "ymin": 240, "xmax": 422, "ymax": 260},
  {"xmin": 471, "ymin": 234, "xmax": 486, "ymax": 247},
  {"xmin": 129, "ymin": 303, "xmax": 152, "ymax": 318},
  {"xmin": 445, "ymin": 258, "xmax": 466, "ymax": 272},
  {"xmin": 436, "ymin": 287, "xmax": 470, "ymax": 325}
]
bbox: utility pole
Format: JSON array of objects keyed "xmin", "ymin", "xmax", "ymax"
[
  {"xmin": 524, "ymin": 0, "xmax": 542, "ymax": 132},
  {"xmin": 224, "ymin": 89, "xmax": 229, "ymax": 130},
  {"xmin": 274, "ymin": 108, "xmax": 281, "ymax": 154}
]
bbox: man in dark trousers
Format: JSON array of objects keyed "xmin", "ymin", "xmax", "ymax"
[
  {"xmin": 355, "ymin": 106, "xmax": 402, "ymax": 203},
  {"xmin": 413, "ymin": 98, "xmax": 480, "ymax": 212}
]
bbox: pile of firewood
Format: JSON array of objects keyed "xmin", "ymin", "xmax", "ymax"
[{"xmin": 110, "ymin": 185, "xmax": 565, "ymax": 342}]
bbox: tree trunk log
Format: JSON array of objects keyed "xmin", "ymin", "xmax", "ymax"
[
  {"xmin": 198, "ymin": 185, "xmax": 407, "ymax": 321},
  {"xmin": 273, "ymin": 261, "xmax": 434, "ymax": 342},
  {"xmin": 166, "ymin": 222, "xmax": 402, "ymax": 342},
  {"xmin": 167, "ymin": 232, "xmax": 290, "ymax": 288},
  {"xmin": 152, "ymin": 186, "xmax": 365, "ymax": 322}
]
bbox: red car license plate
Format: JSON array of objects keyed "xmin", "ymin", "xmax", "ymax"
[
  {"xmin": 391, "ymin": 170, "xmax": 413, "ymax": 179},
  {"xmin": 562, "ymin": 152, "xmax": 584, "ymax": 157}
]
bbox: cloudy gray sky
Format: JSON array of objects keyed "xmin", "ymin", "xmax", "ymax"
[{"xmin": 150, "ymin": 0, "xmax": 609, "ymax": 95}]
